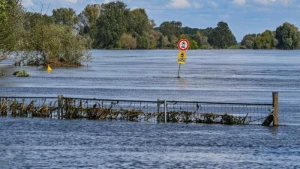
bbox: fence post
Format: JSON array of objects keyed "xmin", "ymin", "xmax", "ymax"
[
  {"xmin": 58, "ymin": 95, "xmax": 63, "ymax": 120},
  {"xmin": 164, "ymin": 100, "xmax": 167, "ymax": 123},
  {"xmin": 272, "ymin": 92, "xmax": 279, "ymax": 126}
]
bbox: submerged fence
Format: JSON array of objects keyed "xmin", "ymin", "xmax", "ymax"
[{"xmin": 0, "ymin": 93, "xmax": 278, "ymax": 125}]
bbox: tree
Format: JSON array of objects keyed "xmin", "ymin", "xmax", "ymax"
[
  {"xmin": 276, "ymin": 22, "xmax": 300, "ymax": 49},
  {"xmin": 157, "ymin": 35, "xmax": 169, "ymax": 48},
  {"xmin": 209, "ymin": 21, "xmax": 237, "ymax": 48},
  {"xmin": 94, "ymin": 1, "xmax": 130, "ymax": 48},
  {"xmin": 52, "ymin": 8, "xmax": 78, "ymax": 27},
  {"xmin": 79, "ymin": 4, "xmax": 101, "ymax": 36},
  {"xmin": 0, "ymin": 0, "xmax": 7, "ymax": 23},
  {"xmin": 191, "ymin": 31, "xmax": 210, "ymax": 49},
  {"xmin": 128, "ymin": 8, "xmax": 151, "ymax": 36},
  {"xmin": 241, "ymin": 34, "xmax": 256, "ymax": 49},
  {"xmin": 189, "ymin": 40, "xmax": 199, "ymax": 49},
  {"xmin": 158, "ymin": 21, "xmax": 183, "ymax": 41},
  {"xmin": 119, "ymin": 33, "xmax": 136, "ymax": 49},
  {"xmin": 18, "ymin": 6, "xmax": 91, "ymax": 67},
  {"xmin": 0, "ymin": 0, "xmax": 24, "ymax": 59},
  {"xmin": 253, "ymin": 30, "xmax": 277, "ymax": 49},
  {"xmin": 22, "ymin": 22, "xmax": 91, "ymax": 66}
]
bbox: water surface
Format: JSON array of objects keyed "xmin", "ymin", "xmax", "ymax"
[{"xmin": 1, "ymin": 50, "xmax": 300, "ymax": 168}]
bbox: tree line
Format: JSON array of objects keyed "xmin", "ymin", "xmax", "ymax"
[{"xmin": 1, "ymin": 0, "xmax": 300, "ymax": 69}]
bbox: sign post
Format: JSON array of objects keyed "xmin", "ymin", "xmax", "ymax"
[{"xmin": 177, "ymin": 39, "xmax": 189, "ymax": 78}]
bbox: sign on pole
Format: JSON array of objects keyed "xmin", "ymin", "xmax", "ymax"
[
  {"xmin": 177, "ymin": 39, "xmax": 190, "ymax": 51},
  {"xmin": 177, "ymin": 39, "xmax": 189, "ymax": 78},
  {"xmin": 177, "ymin": 51, "xmax": 187, "ymax": 64}
]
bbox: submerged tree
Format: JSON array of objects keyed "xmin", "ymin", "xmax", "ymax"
[{"xmin": 18, "ymin": 5, "xmax": 91, "ymax": 67}]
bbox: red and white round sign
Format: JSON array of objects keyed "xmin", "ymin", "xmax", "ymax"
[{"xmin": 177, "ymin": 39, "xmax": 190, "ymax": 51}]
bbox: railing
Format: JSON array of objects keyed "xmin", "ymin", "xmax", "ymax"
[{"xmin": 0, "ymin": 94, "xmax": 276, "ymax": 125}]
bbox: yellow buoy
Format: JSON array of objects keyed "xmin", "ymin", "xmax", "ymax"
[{"xmin": 47, "ymin": 64, "xmax": 52, "ymax": 72}]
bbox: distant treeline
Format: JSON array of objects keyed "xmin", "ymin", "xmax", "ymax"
[{"xmin": 1, "ymin": 0, "xmax": 300, "ymax": 68}]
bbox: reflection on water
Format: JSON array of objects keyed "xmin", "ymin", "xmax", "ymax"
[{"xmin": 176, "ymin": 77, "xmax": 187, "ymax": 90}]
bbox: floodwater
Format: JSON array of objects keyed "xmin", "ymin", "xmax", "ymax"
[{"xmin": 1, "ymin": 50, "xmax": 300, "ymax": 168}]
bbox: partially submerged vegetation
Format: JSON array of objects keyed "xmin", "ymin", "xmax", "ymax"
[
  {"xmin": 0, "ymin": 0, "xmax": 91, "ymax": 71},
  {"xmin": 12, "ymin": 70, "xmax": 29, "ymax": 77},
  {"xmin": 0, "ymin": 97, "xmax": 250, "ymax": 125}
]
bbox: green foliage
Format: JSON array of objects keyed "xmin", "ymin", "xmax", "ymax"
[
  {"xmin": 94, "ymin": 1, "xmax": 130, "ymax": 48},
  {"xmin": 0, "ymin": 0, "xmax": 24, "ymax": 56},
  {"xmin": 16, "ymin": 70, "xmax": 29, "ymax": 77},
  {"xmin": 189, "ymin": 40, "xmax": 199, "ymax": 49},
  {"xmin": 52, "ymin": 8, "xmax": 78, "ymax": 27},
  {"xmin": 78, "ymin": 4, "xmax": 101, "ymax": 37},
  {"xmin": 191, "ymin": 31, "xmax": 210, "ymax": 48},
  {"xmin": 253, "ymin": 30, "xmax": 277, "ymax": 49},
  {"xmin": 209, "ymin": 21, "xmax": 237, "ymax": 49},
  {"xmin": 276, "ymin": 22, "xmax": 300, "ymax": 49},
  {"xmin": 129, "ymin": 9, "xmax": 151, "ymax": 36},
  {"xmin": 119, "ymin": 33, "xmax": 136, "ymax": 49},
  {"xmin": 159, "ymin": 21, "xmax": 183, "ymax": 41},
  {"xmin": 241, "ymin": 34, "xmax": 256, "ymax": 49},
  {"xmin": 81, "ymin": 4, "xmax": 101, "ymax": 28},
  {"xmin": 0, "ymin": 0, "xmax": 7, "ymax": 22},
  {"xmin": 22, "ymin": 22, "xmax": 91, "ymax": 66},
  {"xmin": 182, "ymin": 26, "xmax": 201, "ymax": 35}
]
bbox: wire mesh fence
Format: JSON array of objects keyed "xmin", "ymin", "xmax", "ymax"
[
  {"xmin": 165, "ymin": 101, "xmax": 272, "ymax": 125},
  {"xmin": 0, "ymin": 96, "xmax": 274, "ymax": 125},
  {"xmin": 0, "ymin": 96, "xmax": 59, "ymax": 118}
]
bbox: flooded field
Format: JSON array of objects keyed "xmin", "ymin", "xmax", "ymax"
[{"xmin": 1, "ymin": 50, "xmax": 300, "ymax": 168}]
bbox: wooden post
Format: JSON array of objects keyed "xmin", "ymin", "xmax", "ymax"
[
  {"xmin": 164, "ymin": 100, "xmax": 167, "ymax": 123},
  {"xmin": 157, "ymin": 99, "xmax": 160, "ymax": 123},
  {"xmin": 272, "ymin": 92, "xmax": 279, "ymax": 126}
]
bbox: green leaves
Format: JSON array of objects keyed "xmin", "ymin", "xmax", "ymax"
[
  {"xmin": 276, "ymin": 22, "xmax": 300, "ymax": 50},
  {"xmin": 209, "ymin": 21, "xmax": 237, "ymax": 49},
  {"xmin": 0, "ymin": 0, "xmax": 7, "ymax": 22},
  {"xmin": 52, "ymin": 8, "xmax": 78, "ymax": 27}
]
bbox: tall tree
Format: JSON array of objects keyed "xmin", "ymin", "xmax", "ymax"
[
  {"xmin": 158, "ymin": 21, "xmax": 183, "ymax": 40},
  {"xmin": 0, "ymin": 0, "xmax": 24, "ymax": 59},
  {"xmin": 276, "ymin": 22, "xmax": 300, "ymax": 50},
  {"xmin": 253, "ymin": 30, "xmax": 277, "ymax": 49},
  {"xmin": 241, "ymin": 34, "xmax": 256, "ymax": 49},
  {"xmin": 209, "ymin": 21, "xmax": 237, "ymax": 48},
  {"xmin": 129, "ymin": 8, "xmax": 151, "ymax": 36},
  {"xmin": 52, "ymin": 8, "xmax": 78, "ymax": 27},
  {"xmin": 79, "ymin": 4, "xmax": 101, "ymax": 35},
  {"xmin": 94, "ymin": 1, "xmax": 130, "ymax": 48}
]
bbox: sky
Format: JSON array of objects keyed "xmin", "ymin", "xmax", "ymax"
[{"xmin": 22, "ymin": 0, "xmax": 300, "ymax": 42}]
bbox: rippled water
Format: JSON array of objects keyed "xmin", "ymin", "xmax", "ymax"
[{"xmin": 1, "ymin": 50, "xmax": 300, "ymax": 168}]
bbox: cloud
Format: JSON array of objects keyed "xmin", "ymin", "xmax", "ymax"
[
  {"xmin": 166, "ymin": 0, "xmax": 191, "ymax": 9},
  {"xmin": 65, "ymin": 0, "xmax": 77, "ymax": 3},
  {"xmin": 22, "ymin": 0, "xmax": 34, "ymax": 7},
  {"xmin": 232, "ymin": 0, "xmax": 246, "ymax": 6},
  {"xmin": 253, "ymin": 0, "xmax": 276, "ymax": 5}
]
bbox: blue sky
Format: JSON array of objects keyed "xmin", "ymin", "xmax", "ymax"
[{"xmin": 22, "ymin": 0, "xmax": 300, "ymax": 42}]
